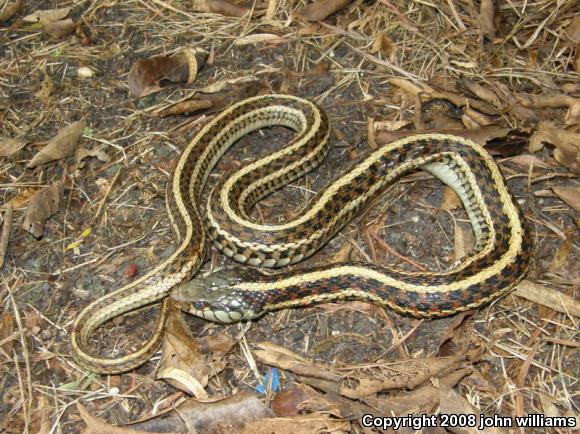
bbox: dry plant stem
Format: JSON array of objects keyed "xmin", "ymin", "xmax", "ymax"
[
  {"xmin": 5, "ymin": 278, "xmax": 32, "ymax": 433},
  {"xmin": 0, "ymin": 205, "xmax": 13, "ymax": 268},
  {"xmin": 93, "ymin": 168, "xmax": 121, "ymax": 224},
  {"xmin": 264, "ymin": 0, "xmax": 278, "ymax": 20}
]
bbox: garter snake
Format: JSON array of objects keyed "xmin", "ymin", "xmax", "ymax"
[{"xmin": 71, "ymin": 94, "xmax": 531, "ymax": 373}]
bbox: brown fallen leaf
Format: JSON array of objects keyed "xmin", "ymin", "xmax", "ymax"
[
  {"xmin": 514, "ymin": 280, "xmax": 580, "ymax": 317},
  {"xmin": 21, "ymin": 181, "xmax": 63, "ymax": 238},
  {"xmin": 439, "ymin": 384, "xmax": 508, "ymax": 434},
  {"xmin": 529, "ymin": 123, "xmax": 580, "ymax": 172},
  {"xmin": 296, "ymin": 0, "xmax": 354, "ymax": 22},
  {"xmin": 339, "ymin": 355, "xmax": 466, "ymax": 398},
  {"xmin": 240, "ymin": 413, "xmax": 351, "ymax": 434},
  {"xmin": 74, "ymin": 147, "xmax": 111, "ymax": 170},
  {"xmin": 520, "ymin": 94, "xmax": 580, "ymax": 126},
  {"xmin": 0, "ymin": 0, "xmax": 23, "ymax": 22},
  {"xmin": 0, "ymin": 137, "xmax": 28, "ymax": 158},
  {"xmin": 550, "ymin": 236, "xmax": 573, "ymax": 269},
  {"xmin": 440, "ymin": 186, "xmax": 461, "ymax": 211},
  {"xmin": 370, "ymin": 30, "xmax": 396, "ymax": 58},
  {"xmin": 254, "ymin": 342, "xmax": 343, "ymax": 383},
  {"xmin": 479, "ymin": 0, "xmax": 495, "ymax": 40},
  {"xmin": 158, "ymin": 304, "xmax": 209, "ymax": 397},
  {"xmin": 78, "ymin": 403, "xmax": 180, "ymax": 434},
  {"xmin": 6, "ymin": 187, "xmax": 36, "ymax": 209},
  {"xmin": 437, "ymin": 312, "xmax": 475, "ymax": 357},
  {"xmin": 363, "ymin": 367, "xmax": 472, "ymax": 418},
  {"xmin": 129, "ymin": 393, "xmax": 274, "ymax": 433},
  {"xmin": 0, "ymin": 311, "xmax": 15, "ymax": 354},
  {"xmin": 552, "ymin": 186, "xmax": 580, "ymax": 212},
  {"xmin": 156, "ymin": 81, "xmax": 265, "ymax": 117},
  {"xmin": 190, "ymin": 0, "xmax": 249, "ymax": 17},
  {"xmin": 454, "ymin": 221, "xmax": 474, "ymax": 263},
  {"xmin": 43, "ymin": 18, "xmax": 78, "ymax": 38},
  {"xmin": 27, "ymin": 120, "xmax": 85, "ymax": 168},
  {"xmin": 23, "ymin": 7, "xmax": 71, "ymax": 24},
  {"xmin": 128, "ymin": 48, "xmax": 207, "ymax": 98}
]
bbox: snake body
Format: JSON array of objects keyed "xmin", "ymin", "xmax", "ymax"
[{"xmin": 71, "ymin": 94, "xmax": 531, "ymax": 373}]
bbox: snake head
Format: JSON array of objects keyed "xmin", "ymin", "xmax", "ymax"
[{"xmin": 171, "ymin": 267, "xmax": 264, "ymax": 323}]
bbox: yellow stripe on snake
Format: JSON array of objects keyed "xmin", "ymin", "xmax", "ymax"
[{"xmin": 71, "ymin": 94, "xmax": 531, "ymax": 373}]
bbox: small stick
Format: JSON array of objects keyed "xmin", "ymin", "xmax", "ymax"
[
  {"xmin": 0, "ymin": 205, "xmax": 13, "ymax": 269},
  {"xmin": 93, "ymin": 168, "xmax": 121, "ymax": 224}
]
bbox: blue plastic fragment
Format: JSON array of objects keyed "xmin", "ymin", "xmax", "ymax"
[{"xmin": 256, "ymin": 368, "xmax": 279, "ymax": 395}]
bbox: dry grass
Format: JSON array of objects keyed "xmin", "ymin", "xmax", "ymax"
[{"xmin": 1, "ymin": 0, "xmax": 578, "ymax": 432}]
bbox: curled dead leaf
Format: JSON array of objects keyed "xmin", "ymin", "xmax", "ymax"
[
  {"xmin": 159, "ymin": 304, "xmax": 208, "ymax": 396},
  {"xmin": 27, "ymin": 120, "xmax": 85, "ymax": 168},
  {"xmin": 190, "ymin": 0, "xmax": 250, "ymax": 17},
  {"xmin": 515, "ymin": 280, "xmax": 580, "ymax": 317},
  {"xmin": 0, "ymin": 137, "xmax": 28, "ymax": 158},
  {"xmin": 22, "ymin": 181, "xmax": 64, "ymax": 238},
  {"xmin": 529, "ymin": 124, "xmax": 580, "ymax": 172},
  {"xmin": 23, "ymin": 7, "xmax": 71, "ymax": 24},
  {"xmin": 296, "ymin": 0, "xmax": 354, "ymax": 22},
  {"xmin": 128, "ymin": 48, "xmax": 207, "ymax": 98},
  {"xmin": 128, "ymin": 393, "xmax": 274, "ymax": 433},
  {"xmin": 74, "ymin": 147, "xmax": 111, "ymax": 169},
  {"xmin": 44, "ymin": 18, "xmax": 78, "ymax": 38},
  {"xmin": 370, "ymin": 31, "xmax": 396, "ymax": 58},
  {"xmin": 0, "ymin": 0, "xmax": 23, "ymax": 22},
  {"xmin": 339, "ymin": 355, "xmax": 466, "ymax": 398},
  {"xmin": 479, "ymin": 0, "xmax": 495, "ymax": 40},
  {"xmin": 552, "ymin": 186, "xmax": 580, "ymax": 212}
]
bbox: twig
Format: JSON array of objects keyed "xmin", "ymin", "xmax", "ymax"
[
  {"xmin": 93, "ymin": 167, "xmax": 121, "ymax": 224},
  {"xmin": 0, "ymin": 205, "xmax": 13, "ymax": 269}
]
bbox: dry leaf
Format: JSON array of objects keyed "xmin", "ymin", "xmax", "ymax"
[
  {"xmin": 6, "ymin": 187, "xmax": 36, "ymax": 209},
  {"xmin": 23, "ymin": 7, "xmax": 71, "ymax": 24},
  {"xmin": 129, "ymin": 393, "xmax": 274, "ymax": 433},
  {"xmin": 158, "ymin": 304, "xmax": 209, "ymax": 396},
  {"xmin": 78, "ymin": 403, "xmax": 179, "ymax": 434},
  {"xmin": 552, "ymin": 186, "xmax": 580, "ymax": 212},
  {"xmin": 529, "ymin": 124, "xmax": 580, "ymax": 172},
  {"xmin": 21, "ymin": 181, "xmax": 63, "ymax": 238},
  {"xmin": 234, "ymin": 33, "xmax": 287, "ymax": 46},
  {"xmin": 0, "ymin": 137, "xmax": 28, "ymax": 157},
  {"xmin": 440, "ymin": 186, "xmax": 461, "ymax": 211},
  {"xmin": 479, "ymin": 0, "xmax": 495, "ymax": 40},
  {"xmin": 190, "ymin": 0, "xmax": 249, "ymax": 17},
  {"xmin": 0, "ymin": 312, "xmax": 15, "ymax": 354},
  {"xmin": 27, "ymin": 120, "xmax": 85, "ymax": 168},
  {"xmin": 240, "ymin": 413, "xmax": 350, "ymax": 434},
  {"xmin": 515, "ymin": 280, "xmax": 580, "ymax": 317},
  {"xmin": 454, "ymin": 221, "xmax": 474, "ymax": 262},
  {"xmin": 296, "ymin": 0, "xmax": 354, "ymax": 22},
  {"xmin": 0, "ymin": 0, "xmax": 23, "ymax": 22},
  {"xmin": 340, "ymin": 355, "xmax": 466, "ymax": 398},
  {"xmin": 370, "ymin": 31, "xmax": 396, "ymax": 58},
  {"xmin": 128, "ymin": 48, "xmax": 207, "ymax": 98},
  {"xmin": 74, "ymin": 147, "xmax": 111, "ymax": 169},
  {"xmin": 44, "ymin": 18, "xmax": 78, "ymax": 38},
  {"xmin": 564, "ymin": 16, "xmax": 580, "ymax": 43},
  {"xmin": 254, "ymin": 342, "xmax": 343, "ymax": 383},
  {"xmin": 439, "ymin": 384, "xmax": 508, "ymax": 434},
  {"xmin": 551, "ymin": 236, "xmax": 573, "ymax": 269}
]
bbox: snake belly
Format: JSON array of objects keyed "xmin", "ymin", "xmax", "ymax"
[{"xmin": 71, "ymin": 94, "xmax": 531, "ymax": 373}]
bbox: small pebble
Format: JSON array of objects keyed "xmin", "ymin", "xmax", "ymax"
[{"xmin": 125, "ymin": 263, "xmax": 139, "ymax": 278}]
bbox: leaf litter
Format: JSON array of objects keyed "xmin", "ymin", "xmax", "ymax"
[{"xmin": 1, "ymin": 0, "xmax": 578, "ymax": 433}]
